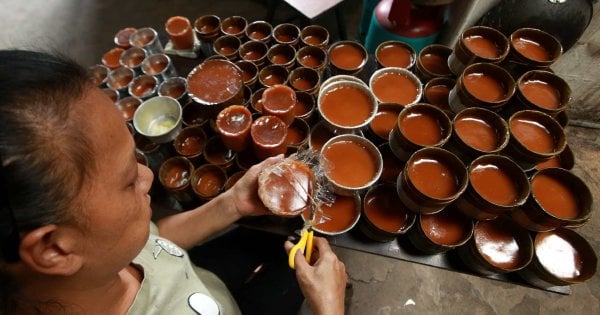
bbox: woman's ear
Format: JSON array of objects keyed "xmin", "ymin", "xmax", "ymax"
[{"xmin": 18, "ymin": 225, "xmax": 83, "ymax": 276}]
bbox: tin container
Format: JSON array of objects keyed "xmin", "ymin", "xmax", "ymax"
[
  {"xmin": 510, "ymin": 168, "xmax": 592, "ymax": 232},
  {"xmin": 317, "ymin": 80, "xmax": 377, "ymax": 134},
  {"xmin": 328, "ymin": 41, "xmax": 368, "ymax": 76},
  {"xmin": 369, "ymin": 67, "xmax": 422, "ymax": 106},
  {"xmin": 388, "ymin": 103, "xmax": 452, "ymax": 162},
  {"xmin": 446, "ymin": 107, "xmax": 510, "ymax": 163},
  {"xmin": 454, "ymin": 154, "xmax": 530, "ymax": 220},
  {"xmin": 448, "ymin": 26, "xmax": 510, "ymax": 76},
  {"xmin": 220, "ymin": 15, "xmax": 247, "ymax": 39},
  {"xmin": 517, "ymin": 228, "xmax": 597, "ymax": 288},
  {"xmin": 457, "ymin": 218, "xmax": 533, "ymax": 276},
  {"xmin": 396, "ymin": 147, "xmax": 468, "ymax": 214},
  {"xmin": 303, "ymin": 193, "xmax": 362, "ymax": 236},
  {"xmin": 504, "ymin": 110, "xmax": 566, "ymax": 170},
  {"xmin": 448, "ymin": 62, "xmax": 515, "ymax": 114},
  {"xmin": 191, "ymin": 164, "xmax": 228, "ymax": 201},
  {"xmin": 133, "ymin": 96, "xmax": 182, "ymax": 144},
  {"xmin": 321, "ymin": 134, "xmax": 382, "ymax": 196},
  {"xmin": 414, "ymin": 44, "xmax": 454, "ymax": 82},
  {"xmin": 359, "ymin": 184, "xmax": 415, "ymax": 242},
  {"xmin": 407, "ymin": 206, "xmax": 473, "ymax": 254},
  {"xmin": 374, "ymin": 40, "xmax": 416, "ymax": 70}
]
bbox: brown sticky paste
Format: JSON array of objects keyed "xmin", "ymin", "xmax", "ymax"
[
  {"xmin": 294, "ymin": 97, "xmax": 312, "ymax": 117},
  {"xmin": 104, "ymin": 89, "xmax": 118, "ymax": 102},
  {"xmin": 223, "ymin": 25, "xmax": 243, "ymax": 35},
  {"xmin": 371, "ymin": 72, "xmax": 418, "ymax": 105},
  {"xmin": 420, "ymin": 53, "xmax": 452, "ymax": 76},
  {"xmin": 299, "ymin": 54, "xmax": 321, "ymax": 68},
  {"xmin": 259, "ymin": 160, "xmax": 313, "ymax": 215},
  {"xmin": 536, "ymin": 230, "xmax": 583, "ymax": 280},
  {"xmin": 195, "ymin": 169, "xmax": 225, "ymax": 197},
  {"xmin": 455, "ymin": 115, "xmax": 498, "ymax": 151},
  {"xmin": 400, "ymin": 111, "xmax": 443, "ymax": 146},
  {"xmin": 323, "ymin": 140, "xmax": 376, "ymax": 188},
  {"xmin": 271, "ymin": 53, "xmax": 292, "ymax": 65},
  {"xmin": 248, "ymin": 30, "xmax": 267, "ymax": 40},
  {"xmin": 320, "ymin": 86, "xmax": 372, "ymax": 127},
  {"xmin": 199, "ymin": 23, "xmax": 218, "ymax": 33},
  {"xmin": 276, "ymin": 34, "xmax": 294, "ymax": 43},
  {"xmin": 225, "ymin": 171, "xmax": 245, "ymax": 190},
  {"xmin": 166, "ymin": 17, "xmax": 193, "ymax": 49},
  {"xmin": 113, "ymin": 72, "xmax": 134, "ymax": 89},
  {"xmin": 291, "ymin": 77, "xmax": 314, "ymax": 91},
  {"xmin": 520, "ymin": 80, "xmax": 561, "ymax": 109},
  {"xmin": 262, "ymin": 85, "xmax": 296, "ymax": 124},
  {"xmin": 421, "ymin": 210, "xmax": 470, "ymax": 246},
  {"xmin": 407, "ymin": 157, "xmax": 458, "ymax": 199},
  {"xmin": 464, "ymin": 35, "xmax": 500, "ymax": 59},
  {"xmin": 90, "ymin": 67, "xmax": 108, "ymax": 85},
  {"xmin": 251, "ymin": 116, "xmax": 287, "ymax": 146},
  {"xmin": 177, "ymin": 135, "xmax": 204, "ymax": 156},
  {"xmin": 115, "ymin": 28, "xmax": 136, "ymax": 47},
  {"xmin": 376, "ymin": 43, "xmax": 412, "ymax": 68},
  {"xmin": 302, "ymin": 195, "xmax": 358, "ymax": 233},
  {"xmin": 205, "ymin": 139, "xmax": 233, "ymax": 165},
  {"xmin": 330, "ymin": 43, "xmax": 364, "ymax": 70},
  {"xmin": 286, "ymin": 124, "xmax": 306, "ymax": 145},
  {"xmin": 425, "ymin": 84, "xmax": 451, "ymax": 110},
  {"xmin": 262, "ymin": 73, "xmax": 286, "ymax": 86},
  {"xmin": 532, "ymin": 173, "xmax": 579, "ymax": 219},
  {"xmin": 242, "ymin": 49, "xmax": 263, "ymax": 61},
  {"xmin": 163, "ymin": 164, "xmax": 190, "ymax": 189},
  {"xmin": 188, "ymin": 60, "xmax": 242, "ymax": 104},
  {"xmin": 370, "ymin": 109, "xmax": 400, "ymax": 139},
  {"xmin": 217, "ymin": 105, "xmax": 252, "ymax": 135},
  {"xmin": 512, "ymin": 37, "xmax": 551, "ymax": 62},
  {"xmin": 475, "ymin": 221, "xmax": 524, "ymax": 269},
  {"xmin": 303, "ymin": 35, "xmax": 323, "ymax": 46},
  {"xmin": 535, "ymin": 156, "xmax": 561, "ymax": 170},
  {"xmin": 364, "ymin": 185, "xmax": 411, "ymax": 233},
  {"xmin": 463, "ymin": 73, "xmax": 506, "ymax": 102},
  {"xmin": 131, "ymin": 80, "xmax": 156, "ymax": 98},
  {"xmin": 132, "ymin": 33, "xmax": 152, "ymax": 47},
  {"xmin": 123, "ymin": 54, "xmax": 145, "ymax": 68},
  {"xmin": 147, "ymin": 57, "xmax": 168, "ymax": 75},
  {"xmin": 218, "ymin": 45, "xmax": 237, "ymax": 55},
  {"xmin": 470, "ymin": 164, "xmax": 519, "ymax": 206},
  {"xmin": 117, "ymin": 97, "xmax": 141, "ymax": 121},
  {"xmin": 163, "ymin": 84, "xmax": 186, "ymax": 99},
  {"xmin": 509, "ymin": 118, "xmax": 555, "ymax": 153},
  {"xmin": 102, "ymin": 48, "xmax": 125, "ymax": 69},
  {"xmin": 241, "ymin": 69, "xmax": 253, "ymax": 82}
]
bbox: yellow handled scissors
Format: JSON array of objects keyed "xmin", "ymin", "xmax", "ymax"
[
  {"xmin": 288, "ymin": 198, "xmax": 315, "ymax": 269},
  {"xmin": 288, "ymin": 225, "xmax": 314, "ymax": 269}
]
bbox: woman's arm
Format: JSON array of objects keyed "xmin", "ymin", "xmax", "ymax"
[{"xmin": 156, "ymin": 155, "xmax": 283, "ymax": 249}]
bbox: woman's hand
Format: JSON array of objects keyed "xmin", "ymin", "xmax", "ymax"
[
  {"xmin": 285, "ymin": 237, "xmax": 347, "ymax": 315},
  {"xmin": 228, "ymin": 154, "xmax": 284, "ymax": 217}
]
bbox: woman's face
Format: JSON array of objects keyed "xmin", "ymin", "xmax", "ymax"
[{"xmin": 72, "ymin": 87, "xmax": 154, "ymax": 277}]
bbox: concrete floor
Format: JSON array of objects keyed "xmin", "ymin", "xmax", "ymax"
[{"xmin": 1, "ymin": 0, "xmax": 598, "ymax": 314}]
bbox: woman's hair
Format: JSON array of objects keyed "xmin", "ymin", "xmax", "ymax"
[{"xmin": 0, "ymin": 50, "xmax": 94, "ymax": 312}]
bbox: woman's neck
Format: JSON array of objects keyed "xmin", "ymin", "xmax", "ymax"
[{"xmin": 16, "ymin": 263, "xmax": 143, "ymax": 315}]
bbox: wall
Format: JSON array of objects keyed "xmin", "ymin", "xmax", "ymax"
[{"xmin": 553, "ymin": 3, "xmax": 600, "ymax": 125}]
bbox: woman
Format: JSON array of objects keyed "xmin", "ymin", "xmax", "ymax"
[{"xmin": 0, "ymin": 50, "xmax": 346, "ymax": 314}]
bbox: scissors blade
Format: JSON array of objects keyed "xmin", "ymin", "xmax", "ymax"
[{"xmin": 307, "ymin": 190, "xmax": 315, "ymax": 227}]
